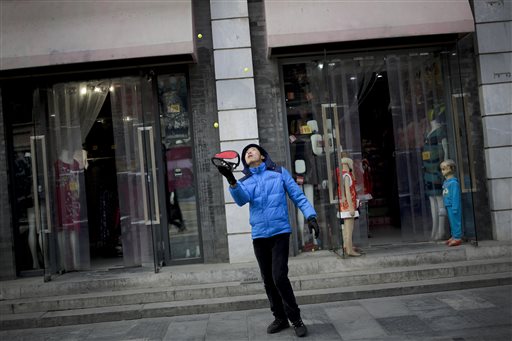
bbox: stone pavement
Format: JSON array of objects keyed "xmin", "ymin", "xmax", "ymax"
[{"xmin": 1, "ymin": 285, "xmax": 510, "ymax": 341}]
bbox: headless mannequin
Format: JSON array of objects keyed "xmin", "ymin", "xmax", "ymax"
[
  {"xmin": 295, "ymin": 160, "xmax": 315, "ymax": 247},
  {"xmin": 292, "ymin": 121, "xmax": 320, "ymax": 248},
  {"xmin": 425, "ymin": 119, "xmax": 448, "ymax": 240},
  {"xmin": 339, "ymin": 158, "xmax": 361, "ymax": 257},
  {"xmin": 18, "ymin": 152, "xmax": 42, "ymax": 269}
]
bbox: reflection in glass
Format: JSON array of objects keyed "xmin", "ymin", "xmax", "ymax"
[
  {"xmin": 158, "ymin": 74, "xmax": 201, "ymax": 260},
  {"xmin": 6, "ymin": 88, "xmax": 43, "ymax": 272}
]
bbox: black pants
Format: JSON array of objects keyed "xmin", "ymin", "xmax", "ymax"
[{"xmin": 253, "ymin": 233, "xmax": 301, "ymax": 323}]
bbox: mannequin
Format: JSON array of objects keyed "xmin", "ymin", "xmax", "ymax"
[
  {"xmin": 440, "ymin": 159, "xmax": 462, "ymax": 246},
  {"xmin": 337, "ymin": 156, "xmax": 361, "ymax": 257},
  {"xmin": 15, "ymin": 151, "xmax": 42, "ymax": 269},
  {"xmin": 55, "ymin": 148, "xmax": 80, "ymax": 270},
  {"xmin": 294, "ymin": 159, "xmax": 316, "ymax": 247},
  {"xmin": 290, "ymin": 120, "xmax": 320, "ymax": 249},
  {"xmin": 422, "ymin": 116, "xmax": 448, "ymax": 241}
]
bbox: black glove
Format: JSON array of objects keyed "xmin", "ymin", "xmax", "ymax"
[
  {"xmin": 307, "ymin": 217, "xmax": 320, "ymax": 239},
  {"xmin": 217, "ymin": 165, "xmax": 237, "ymax": 185}
]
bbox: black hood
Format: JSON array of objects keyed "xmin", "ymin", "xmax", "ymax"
[{"xmin": 241, "ymin": 144, "xmax": 277, "ymax": 175}]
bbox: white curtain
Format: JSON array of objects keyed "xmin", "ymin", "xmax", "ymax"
[
  {"xmin": 50, "ymin": 81, "xmax": 110, "ymax": 144},
  {"xmin": 46, "ymin": 80, "xmax": 109, "ymax": 272},
  {"xmin": 78, "ymin": 81, "xmax": 111, "ymax": 141}
]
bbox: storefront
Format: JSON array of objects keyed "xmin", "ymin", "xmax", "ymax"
[
  {"xmin": 0, "ymin": 1, "xmax": 209, "ymax": 280},
  {"xmin": 3, "ymin": 69, "xmax": 204, "ymax": 279},
  {"xmin": 263, "ymin": 1, "xmax": 489, "ymax": 254},
  {"xmin": 281, "ymin": 39, "xmax": 481, "ymax": 253}
]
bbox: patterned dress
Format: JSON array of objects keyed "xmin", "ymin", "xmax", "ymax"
[
  {"xmin": 337, "ymin": 169, "xmax": 359, "ymax": 218},
  {"xmin": 55, "ymin": 159, "xmax": 81, "ymax": 231}
]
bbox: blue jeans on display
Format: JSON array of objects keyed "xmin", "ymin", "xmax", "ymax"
[{"xmin": 253, "ymin": 232, "xmax": 301, "ymax": 323}]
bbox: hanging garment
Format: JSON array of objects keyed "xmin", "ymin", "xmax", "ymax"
[
  {"xmin": 362, "ymin": 158, "xmax": 373, "ymax": 196},
  {"xmin": 55, "ymin": 159, "xmax": 81, "ymax": 231}
]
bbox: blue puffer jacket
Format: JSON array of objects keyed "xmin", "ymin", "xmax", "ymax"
[{"xmin": 229, "ymin": 145, "xmax": 316, "ymax": 239}]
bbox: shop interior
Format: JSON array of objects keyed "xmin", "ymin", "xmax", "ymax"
[
  {"xmin": 283, "ymin": 56, "xmax": 444, "ymax": 251},
  {"xmin": 357, "ymin": 72, "xmax": 402, "ymax": 244},
  {"xmin": 83, "ymin": 94, "xmax": 123, "ymax": 269}
]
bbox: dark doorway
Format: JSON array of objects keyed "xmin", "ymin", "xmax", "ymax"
[
  {"xmin": 358, "ymin": 72, "xmax": 401, "ymax": 244},
  {"xmin": 83, "ymin": 94, "xmax": 123, "ymax": 268}
]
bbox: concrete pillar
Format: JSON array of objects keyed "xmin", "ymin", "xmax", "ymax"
[
  {"xmin": 210, "ymin": 0, "xmax": 258, "ymax": 263},
  {"xmin": 473, "ymin": 0, "xmax": 512, "ymax": 240}
]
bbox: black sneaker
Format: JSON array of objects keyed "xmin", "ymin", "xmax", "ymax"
[
  {"xmin": 293, "ymin": 319, "xmax": 308, "ymax": 337},
  {"xmin": 266, "ymin": 318, "xmax": 290, "ymax": 334}
]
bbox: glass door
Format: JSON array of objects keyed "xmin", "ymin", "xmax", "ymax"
[
  {"xmin": 29, "ymin": 75, "xmax": 166, "ymax": 279},
  {"xmin": 283, "ymin": 59, "xmax": 371, "ymax": 255},
  {"xmin": 386, "ymin": 53, "xmax": 444, "ymax": 242},
  {"xmin": 283, "ymin": 46, "xmax": 479, "ymax": 252},
  {"xmin": 444, "ymin": 35, "xmax": 479, "ymax": 244},
  {"xmin": 157, "ymin": 73, "xmax": 202, "ymax": 262},
  {"xmin": 30, "ymin": 85, "xmax": 95, "ymax": 280},
  {"xmin": 385, "ymin": 46, "xmax": 479, "ymax": 244},
  {"xmin": 30, "ymin": 88, "xmax": 59, "ymax": 282},
  {"xmin": 110, "ymin": 75, "xmax": 165, "ymax": 272}
]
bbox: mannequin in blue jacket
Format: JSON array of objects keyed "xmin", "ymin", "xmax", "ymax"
[
  {"xmin": 440, "ymin": 159, "xmax": 462, "ymax": 246},
  {"xmin": 217, "ymin": 144, "xmax": 319, "ymax": 337}
]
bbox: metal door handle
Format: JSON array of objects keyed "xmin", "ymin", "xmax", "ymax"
[
  {"xmin": 30, "ymin": 135, "xmax": 52, "ymax": 233},
  {"xmin": 137, "ymin": 126, "xmax": 161, "ymax": 225},
  {"xmin": 321, "ymin": 103, "xmax": 341, "ymax": 204}
]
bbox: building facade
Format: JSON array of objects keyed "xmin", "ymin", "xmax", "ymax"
[{"xmin": 0, "ymin": 0, "xmax": 510, "ymax": 281}]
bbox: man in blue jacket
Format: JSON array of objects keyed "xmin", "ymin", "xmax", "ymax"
[{"xmin": 217, "ymin": 144, "xmax": 320, "ymax": 337}]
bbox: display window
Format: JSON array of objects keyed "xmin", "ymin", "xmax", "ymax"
[
  {"xmin": 281, "ymin": 43, "xmax": 480, "ymax": 253},
  {"xmin": 4, "ymin": 70, "xmax": 201, "ymax": 279}
]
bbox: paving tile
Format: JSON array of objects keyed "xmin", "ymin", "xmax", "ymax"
[
  {"xmin": 413, "ymin": 306, "xmax": 456, "ymax": 319},
  {"xmin": 206, "ymin": 310, "xmax": 249, "ymax": 340},
  {"xmin": 462, "ymin": 306, "xmax": 512, "ymax": 327},
  {"xmin": 325, "ymin": 305, "xmax": 389, "ymax": 339},
  {"xmin": 360, "ymin": 296, "xmax": 411, "ymax": 318},
  {"xmin": 437, "ymin": 293, "xmax": 496, "ymax": 310},
  {"xmin": 427, "ymin": 324, "xmax": 512, "ymax": 341},
  {"xmin": 402, "ymin": 296, "xmax": 450, "ymax": 312},
  {"xmin": 475, "ymin": 286, "xmax": 512, "ymax": 309},
  {"xmin": 164, "ymin": 318, "xmax": 209, "ymax": 340},
  {"xmin": 129, "ymin": 319, "xmax": 171, "ymax": 340},
  {"xmin": 417, "ymin": 312, "xmax": 475, "ymax": 331},
  {"xmin": 376, "ymin": 315, "xmax": 432, "ymax": 335},
  {"xmin": 84, "ymin": 320, "xmax": 135, "ymax": 340},
  {"xmin": 301, "ymin": 305, "xmax": 340, "ymax": 324}
]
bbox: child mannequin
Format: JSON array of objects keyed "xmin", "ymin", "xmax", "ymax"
[
  {"xmin": 440, "ymin": 159, "xmax": 462, "ymax": 246},
  {"xmin": 337, "ymin": 156, "xmax": 361, "ymax": 257}
]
